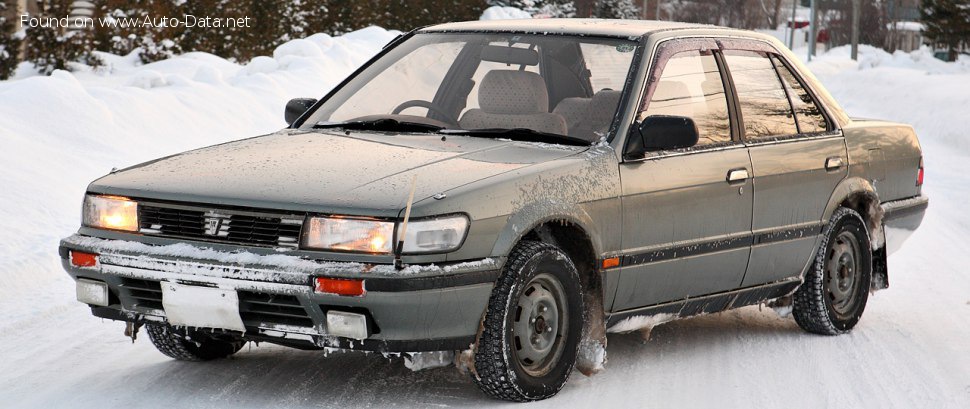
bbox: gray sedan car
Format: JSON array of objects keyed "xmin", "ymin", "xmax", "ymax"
[{"xmin": 60, "ymin": 19, "xmax": 927, "ymax": 401}]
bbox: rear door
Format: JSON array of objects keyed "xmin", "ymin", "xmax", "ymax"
[
  {"xmin": 613, "ymin": 39, "xmax": 753, "ymax": 311},
  {"xmin": 718, "ymin": 40, "xmax": 848, "ymax": 287}
]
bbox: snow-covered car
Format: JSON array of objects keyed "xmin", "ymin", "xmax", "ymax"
[{"xmin": 59, "ymin": 19, "xmax": 928, "ymax": 402}]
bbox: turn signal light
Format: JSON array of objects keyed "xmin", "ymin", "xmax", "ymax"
[
  {"xmin": 314, "ymin": 277, "xmax": 365, "ymax": 296},
  {"xmin": 602, "ymin": 257, "xmax": 620, "ymax": 269},
  {"xmin": 70, "ymin": 251, "xmax": 99, "ymax": 267}
]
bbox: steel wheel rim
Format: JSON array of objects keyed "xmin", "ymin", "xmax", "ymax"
[
  {"xmin": 511, "ymin": 273, "xmax": 568, "ymax": 378},
  {"xmin": 825, "ymin": 230, "xmax": 863, "ymax": 317}
]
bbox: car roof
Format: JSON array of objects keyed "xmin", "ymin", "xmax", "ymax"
[{"xmin": 420, "ymin": 18, "xmax": 736, "ymax": 38}]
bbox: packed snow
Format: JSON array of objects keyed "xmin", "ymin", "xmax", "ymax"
[{"xmin": 1, "ymin": 24, "xmax": 968, "ymax": 409}]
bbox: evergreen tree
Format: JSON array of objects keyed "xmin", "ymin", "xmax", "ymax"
[
  {"xmin": 23, "ymin": 0, "xmax": 94, "ymax": 74},
  {"xmin": 496, "ymin": 1, "xmax": 577, "ymax": 17},
  {"xmin": 0, "ymin": 0, "xmax": 22, "ymax": 79},
  {"xmin": 921, "ymin": 0, "xmax": 970, "ymax": 61},
  {"xmin": 95, "ymin": 0, "xmax": 183, "ymax": 63},
  {"xmin": 592, "ymin": 0, "xmax": 641, "ymax": 19}
]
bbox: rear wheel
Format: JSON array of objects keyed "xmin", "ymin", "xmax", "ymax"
[
  {"xmin": 472, "ymin": 241, "xmax": 584, "ymax": 402},
  {"xmin": 146, "ymin": 324, "xmax": 245, "ymax": 361},
  {"xmin": 793, "ymin": 207, "xmax": 872, "ymax": 335}
]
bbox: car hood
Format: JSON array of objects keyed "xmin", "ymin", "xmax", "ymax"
[{"xmin": 88, "ymin": 129, "xmax": 586, "ymax": 216}]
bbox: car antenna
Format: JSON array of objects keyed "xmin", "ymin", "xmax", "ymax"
[{"xmin": 395, "ymin": 174, "xmax": 418, "ymax": 270}]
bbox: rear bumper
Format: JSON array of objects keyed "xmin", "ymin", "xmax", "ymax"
[
  {"xmin": 881, "ymin": 195, "xmax": 928, "ymax": 255},
  {"xmin": 59, "ymin": 234, "xmax": 498, "ymax": 352}
]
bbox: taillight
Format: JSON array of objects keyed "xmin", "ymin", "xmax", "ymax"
[{"xmin": 917, "ymin": 158, "xmax": 924, "ymax": 187}]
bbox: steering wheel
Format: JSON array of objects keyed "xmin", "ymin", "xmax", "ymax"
[{"xmin": 391, "ymin": 100, "xmax": 458, "ymax": 126}]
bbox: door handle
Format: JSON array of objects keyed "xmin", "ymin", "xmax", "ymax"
[
  {"xmin": 726, "ymin": 168, "xmax": 749, "ymax": 183},
  {"xmin": 825, "ymin": 156, "xmax": 844, "ymax": 170}
]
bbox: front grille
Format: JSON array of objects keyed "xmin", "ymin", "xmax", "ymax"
[
  {"xmin": 119, "ymin": 278, "xmax": 163, "ymax": 310},
  {"xmin": 238, "ymin": 291, "xmax": 314, "ymax": 328},
  {"xmin": 138, "ymin": 204, "xmax": 303, "ymax": 248},
  {"xmin": 118, "ymin": 278, "xmax": 315, "ymax": 329}
]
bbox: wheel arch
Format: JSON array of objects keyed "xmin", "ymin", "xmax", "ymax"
[
  {"xmin": 822, "ymin": 177, "xmax": 889, "ymax": 290},
  {"xmin": 492, "ymin": 207, "xmax": 604, "ymax": 304},
  {"xmin": 492, "ymin": 205, "xmax": 608, "ymax": 375}
]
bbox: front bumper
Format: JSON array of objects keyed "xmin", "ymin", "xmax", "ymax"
[
  {"xmin": 59, "ymin": 234, "xmax": 499, "ymax": 352},
  {"xmin": 881, "ymin": 195, "xmax": 929, "ymax": 256}
]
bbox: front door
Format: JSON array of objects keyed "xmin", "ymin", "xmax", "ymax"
[{"xmin": 613, "ymin": 41, "xmax": 753, "ymax": 311}]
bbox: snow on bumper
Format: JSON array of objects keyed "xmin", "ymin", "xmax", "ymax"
[{"xmin": 59, "ymin": 234, "xmax": 498, "ymax": 352}]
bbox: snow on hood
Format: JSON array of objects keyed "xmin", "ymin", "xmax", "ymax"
[{"xmin": 88, "ymin": 129, "xmax": 585, "ymax": 216}]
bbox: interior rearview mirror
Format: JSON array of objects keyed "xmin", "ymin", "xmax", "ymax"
[
  {"xmin": 638, "ymin": 115, "xmax": 699, "ymax": 151},
  {"xmin": 285, "ymin": 98, "xmax": 317, "ymax": 126}
]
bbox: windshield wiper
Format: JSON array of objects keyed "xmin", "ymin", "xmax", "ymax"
[
  {"xmin": 442, "ymin": 128, "xmax": 591, "ymax": 147},
  {"xmin": 313, "ymin": 119, "xmax": 444, "ymax": 133}
]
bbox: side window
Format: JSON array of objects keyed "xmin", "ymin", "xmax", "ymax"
[
  {"xmin": 639, "ymin": 50, "xmax": 731, "ymax": 146},
  {"xmin": 772, "ymin": 56, "xmax": 829, "ymax": 134},
  {"xmin": 723, "ymin": 50, "xmax": 798, "ymax": 139}
]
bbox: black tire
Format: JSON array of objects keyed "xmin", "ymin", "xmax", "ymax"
[
  {"xmin": 793, "ymin": 207, "xmax": 872, "ymax": 335},
  {"xmin": 472, "ymin": 241, "xmax": 584, "ymax": 402},
  {"xmin": 145, "ymin": 324, "xmax": 245, "ymax": 361}
]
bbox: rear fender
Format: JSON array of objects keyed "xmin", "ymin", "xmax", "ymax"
[{"xmin": 822, "ymin": 176, "xmax": 888, "ymax": 290}]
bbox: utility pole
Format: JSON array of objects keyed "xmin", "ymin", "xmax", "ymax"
[
  {"xmin": 808, "ymin": 0, "xmax": 817, "ymax": 61},
  {"xmin": 788, "ymin": 0, "xmax": 797, "ymax": 49},
  {"xmin": 656, "ymin": 0, "xmax": 662, "ymax": 20},
  {"xmin": 851, "ymin": 0, "xmax": 861, "ymax": 60}
]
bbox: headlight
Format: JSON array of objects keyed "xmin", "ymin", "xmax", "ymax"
[
  {"xmin": 400, "ymin": 215, "xmax": 468, "ymax": 253},
  {"xmin": 304, "ymin": 217, "xmax": 394, "ymax": 254},
  {"xmin": 302, "ymin": 214, "xmax": 469, "ymax": 254},
  {"xmin": 82, "ymin": 195, "xmax": 138, "ymax": 232}
]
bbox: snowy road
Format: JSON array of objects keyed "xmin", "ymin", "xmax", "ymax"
[{"xmin": 1, "ymin": 35, "xmax": 968, "ymax": 408}]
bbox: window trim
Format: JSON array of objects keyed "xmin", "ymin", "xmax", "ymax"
[
  {"xmin": 715, "ymin": 37, "xmax": 838, "ymax": 142},
  {"xmin": 720, "ymin": 48, "xmax": 800, "ymax": 142},
  {"xmin": 769, "ymin": 54, "xmax": 837, "ymax": 137},
  {"xmin": 623, "ymin": 37, "xmax": 740, "ymax": 161}
]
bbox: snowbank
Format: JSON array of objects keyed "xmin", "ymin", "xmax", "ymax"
[
  {"xmin": 480, "ymin": 5, "xmax": 532, "ymax": 20},
  {"xmin": 805, "ymin": 45, "xmax": 970, "ymax": 155}
]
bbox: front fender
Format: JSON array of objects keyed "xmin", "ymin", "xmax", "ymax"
[{"xmin": 490, "ymin": 201, "xmax": 605, "ymax": 259}]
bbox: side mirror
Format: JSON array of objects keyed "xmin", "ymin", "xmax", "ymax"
[
  {"xmin": 639, "ymin": 115, "xmax": 699, "ymax": 151},
  {"xmin": 285, "ymin": 98, "xmax": 317, "ymax": 126}
]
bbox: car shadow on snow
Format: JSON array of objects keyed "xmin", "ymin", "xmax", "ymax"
[{"xmin": 120, "ymin": 306, "xmax": 805, "ymax": 407}]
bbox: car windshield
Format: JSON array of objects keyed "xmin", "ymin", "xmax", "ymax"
[{"xmin": 301, "ymin": 32, "xmax": 640, "ymax": 144}]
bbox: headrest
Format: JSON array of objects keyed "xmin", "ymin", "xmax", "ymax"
[
  {"xmin": 479, "ymin": 70, "xmax": 549, "ymax": 114},
  {"xmin": 589, "ymin": 89, "xmax": 623, "ymax": 121},
  {"xmin": 591, "ymin": 90, "xmax": 621, "ymax": 108}
]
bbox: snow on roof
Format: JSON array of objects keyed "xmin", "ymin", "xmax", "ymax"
[
  {"xmin": 422, "ymin": 18, "xmax": 726, "ymax": 38},
  {"xmin": 888, "ymin": 21, "xmax": 925, "ymax": 32}
]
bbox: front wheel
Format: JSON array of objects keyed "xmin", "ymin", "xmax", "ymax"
[
  {"xmin": 472, "ymin": 241, "xmax": 584, "ymax": 402},
  {"xmin": 793, "ymin": 207, "xmax": 872, "ymax": 335},
  {"xmin": 146, "ymin": 324, "xmax": 245, "ymax": 361}
]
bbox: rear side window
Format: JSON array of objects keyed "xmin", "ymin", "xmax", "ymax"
[
  {"xmin": 723, "ymin": 50, "xmax": 798, "ymax": 139},
  {"xmin": 639, "ymin": 50, "xmax": 731, "ymax": 146},
  {"xmin": 772, "ymin": 56, "xmax": 829, "ymax": 134}
]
